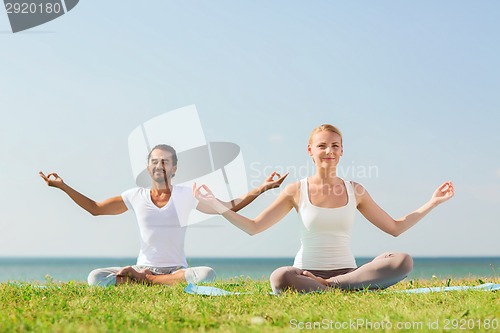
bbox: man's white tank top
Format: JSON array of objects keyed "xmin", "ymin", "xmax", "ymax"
[{"xmin": 293, "ymin": 178, "xmax": 358, "ymax": 270}]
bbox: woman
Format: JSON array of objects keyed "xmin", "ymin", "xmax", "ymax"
[{"xmin": 194, "ymin": 124, "xmax": 454, "ymax": 293}]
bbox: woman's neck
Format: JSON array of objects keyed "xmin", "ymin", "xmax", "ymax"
[{"xmin": 311, "ymin": 167, "xmax": 340, "ymax": 184}]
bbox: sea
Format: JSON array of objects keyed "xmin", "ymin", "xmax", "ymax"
[{"xmin": 0, "ymin": 257, "xmax": 498, "ymax": 283}]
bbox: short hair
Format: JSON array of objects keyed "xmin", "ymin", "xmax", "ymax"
[
  {"xmin": 147, "ymin": 144, "xmax": 178, "ymax": 166},
  {"xmin": 308, "ymin": 124, "xmax": 343, "ymax": 144}
]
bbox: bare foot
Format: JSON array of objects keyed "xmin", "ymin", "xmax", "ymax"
[{"xmin": 116, "ymin": 266, "xmax": 150, "ymax": 284}]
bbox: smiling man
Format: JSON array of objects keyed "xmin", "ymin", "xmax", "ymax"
[{"xmin": 40, "ymin": 144, "xmax": 287, "ymax": 286}]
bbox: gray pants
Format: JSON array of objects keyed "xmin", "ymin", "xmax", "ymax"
[
  {"xmin": 270, "ymin": 252, "xmax": 413, "ymax": 294},
  {"xmin": 87, "ymin": 265, "xmax": 216, "ymax": 287}
]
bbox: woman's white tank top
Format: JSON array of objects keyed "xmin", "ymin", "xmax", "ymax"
[{"xmin": 293, "ymin": 178, "xmax": 358, "ymax": 270}]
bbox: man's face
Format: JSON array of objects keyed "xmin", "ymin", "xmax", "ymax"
[{"xmin": 147, "ymin": 149, "xmax": 177, "ymax": 183}]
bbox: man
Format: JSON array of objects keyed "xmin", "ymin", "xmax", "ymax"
[{"xmin": 39, "ymin": 144, "xmax": 287, "ymax": 286}]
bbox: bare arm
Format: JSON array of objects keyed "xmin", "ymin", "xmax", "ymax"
[
  {"xmin": 39, "ymin": 171, "xmax": 128, "ymax": 216},
  {"xmin": 196, "ymin": 171, "xmax": 288, "ymax": 214},
  {"xmin": 355, "ymin": 181, "xmax": 454, "ymax": 237},
  {"xmin": 194, "ymin": 182, "xmax": 298, "ymax": 235}
]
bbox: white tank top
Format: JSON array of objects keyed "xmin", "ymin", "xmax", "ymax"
[{"xmin": 293, "ymin": 178, "xmax": 358, "ymax": 270}]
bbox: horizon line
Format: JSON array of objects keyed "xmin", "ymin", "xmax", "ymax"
[{"xmin": 1, "ymin": 255, "xmax": 499, "ymax": 260}]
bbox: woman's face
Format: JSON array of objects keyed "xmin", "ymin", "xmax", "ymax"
[{"xmin": 308, "ymin": 130, "xmax": 343, "ymax": 168}]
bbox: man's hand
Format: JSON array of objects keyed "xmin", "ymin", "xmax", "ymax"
[
  {"xmin": 116, "ymin": 266, "xmax": 152, "ymax": 284},
  {"xmin": 261, "ymin": 171, "xmax": 289, "ymax": 192},
  {"xmin": 39, "ymin": 171, "xmax": 65, "ymax": 188}
]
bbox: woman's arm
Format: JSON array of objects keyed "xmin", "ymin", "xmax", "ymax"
[
  {"xmin": 39, "ymin": 171, "xmax": 128, "ymax": 216},
  {"xmin": 196, "ymin": 171, "xmax": 288, "ymax": 214},
  {"xmin": 355, "ymin": 181, "xmax": 454, "ymax": 237},
  {"xmin": 194, "ymin": 182, "xmax": 298, "ymax": 235}
]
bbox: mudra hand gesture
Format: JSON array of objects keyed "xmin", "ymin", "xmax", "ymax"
[
  {"xmin": 39, "ymin": 171, "xmax": 65, "ymax": 188},
  {"xmin": 430, "ymin": 181, "xmax": 454, "ymax": 206},
  {"xmin": 193, "ymin": 184, "xmax": 230, "ymax": 214},
  {"xmin": 262, "ymin": 171, "xmax": 289, "ymax": 191}
]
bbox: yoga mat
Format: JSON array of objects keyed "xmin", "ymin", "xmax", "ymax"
[
  {"xmin": 184, "ymin": 283, "xmax": 244, "ymax": 296},
  {"xmin": 184, "ymin": 283, "xmax": 500, "ymax": 296},
  {"xmin": 398, "ymin": 283, "xmax": 500, "ymax": 294}
]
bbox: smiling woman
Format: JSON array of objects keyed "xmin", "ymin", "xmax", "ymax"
[{"xmin": 194, "ymin": 124, "xmax": 455, "ymax": 294}]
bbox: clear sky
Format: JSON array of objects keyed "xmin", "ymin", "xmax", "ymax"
[{"xmin": 0, "ymin": 1, "xmax": 498, "ymax": 258}]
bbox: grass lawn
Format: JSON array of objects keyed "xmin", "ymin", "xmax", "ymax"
[{"xmin": 1, "ymin": 277, "xmax": 498, "ymax": 332}]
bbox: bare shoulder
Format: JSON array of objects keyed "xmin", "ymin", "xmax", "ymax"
[
  {"xmin": 282, "ymin": 181, "xmax": 301, "ymax": 197},
  {"xmin": 280, "ymin": 181, "xmax": 300, "ymax": 210},
  {"xmin": 349, "ymin": 181, "xmax": 369, "ymax": 206},
  {"xmin": 349, "ymin": 181, "xmax": 365, "ymax": 192}
]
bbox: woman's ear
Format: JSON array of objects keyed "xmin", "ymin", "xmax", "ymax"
[
  {"xmin": 307, "ymin": 144, "xmax": 315, "ymax": 164},
  {"xmin": 307, "ymin": 144, "xmax": 313, "ymax": 156}
]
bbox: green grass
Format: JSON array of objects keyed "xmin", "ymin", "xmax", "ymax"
[{"xmin": 1, "ymin": 277, "xmax": 498, "ymax": 332}]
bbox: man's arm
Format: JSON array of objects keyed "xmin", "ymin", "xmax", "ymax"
[
  {"xmin": 39, "ymin": 171, "xmax": 128, "ymax": 216},
  {"xmin": 196, "ymin": 171, "xmax": 288, "ymax": 214}
]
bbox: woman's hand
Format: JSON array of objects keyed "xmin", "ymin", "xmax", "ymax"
[
  {"xmin": 193, "ymin": 183, "xmax": 230, "ymax": 214},
  {"xmin": 430, "ymin": 181, "xmax": 454, "ymax": 206},
  {"xmin": 302, "ymin": 270, "xmax": 329, "ymax": 287},
  {"xmin": 39, "ymin": 171, "xmax": 65, "ymax": 188}
]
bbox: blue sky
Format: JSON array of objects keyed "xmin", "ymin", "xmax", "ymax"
[{"xmin": 0, "ymin": 1, "xmax": 498, "ymax": 258}]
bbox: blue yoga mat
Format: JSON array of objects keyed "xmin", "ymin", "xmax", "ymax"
[
  {"xmin": 184, "ymin": 283, "xmax": 245, "ymax": 296},
  {"xmin": 184, "ymin": 283, "xmax": 500, "ymax": 296},
  {"xmin": 398, "ymin": 283, "xmax": 500, "ymax": 294}
]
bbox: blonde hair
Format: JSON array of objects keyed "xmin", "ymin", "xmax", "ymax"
[{"xmin": 308, "ymin": 124, "xmax": 343, "ymax": 144}]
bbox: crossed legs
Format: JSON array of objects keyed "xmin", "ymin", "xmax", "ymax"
[
  {"xmin": 87, "ymin": 265, "xmax": 216, "ymax": 287},
  {"xmin": 270, "ymin": 252, "xmax": 413, "ymax": 294}
]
